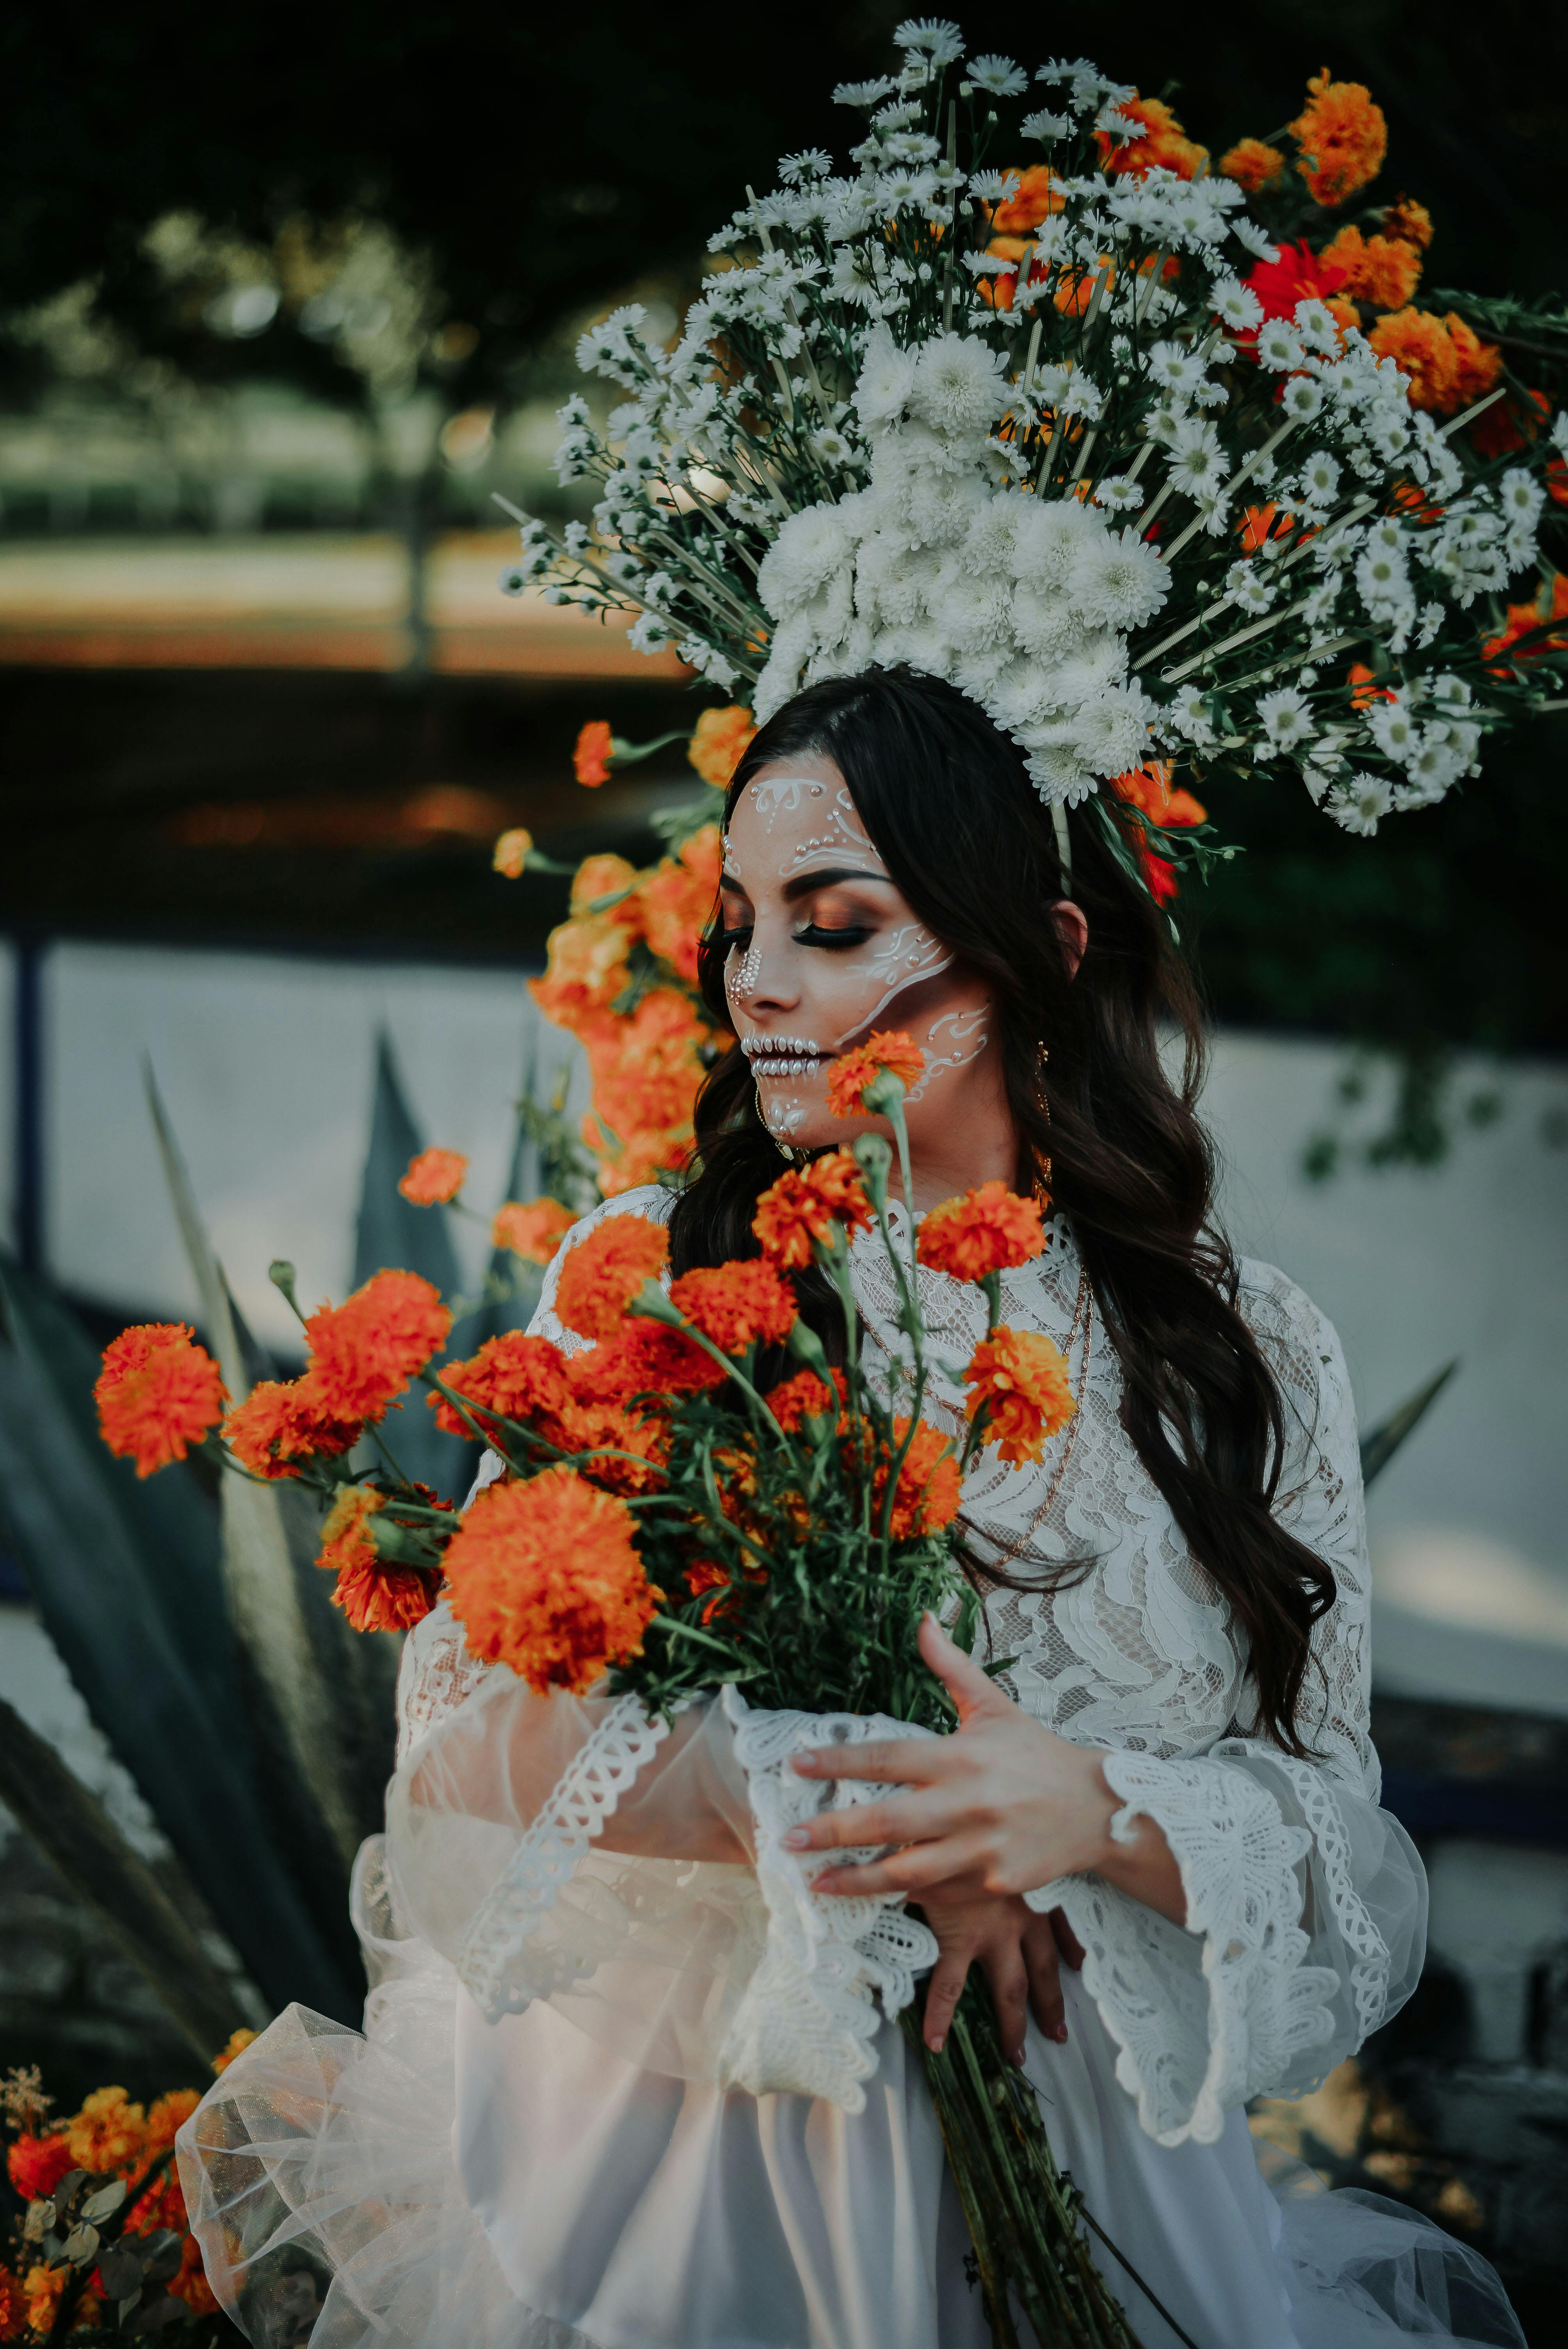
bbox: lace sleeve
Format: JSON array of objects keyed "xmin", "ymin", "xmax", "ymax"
[
  {"xmin": 529, "ymin": 1185, "xmax": 676, "ymax": 1356},
  {"xmin": 1029, "ymin": 1273, "xmax": 1427, "ymax": 2148}
]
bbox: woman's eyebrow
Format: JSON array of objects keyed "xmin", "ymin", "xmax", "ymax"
[{"xmin": 780, "ymin": 864, "xmax": 896, "ymax": 902}]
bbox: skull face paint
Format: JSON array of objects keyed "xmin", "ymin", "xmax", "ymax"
[{"xmin": 721, "ymin": 751, "xmax": 996, "ymax": 1155}]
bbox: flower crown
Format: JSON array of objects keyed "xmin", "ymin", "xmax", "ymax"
[{"xmin": 501, "ymin": 25, "xmax": 1568, "ymax": 896}]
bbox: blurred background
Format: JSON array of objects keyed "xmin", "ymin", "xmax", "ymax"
[{"xmin": 0, "ymin": 0, "xmax": 1566, "ymax": 2339}]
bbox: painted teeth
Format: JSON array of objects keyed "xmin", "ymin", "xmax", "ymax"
[{"xmin": 743, "ymin": 1034, "xmax": 822, "ymax": 1078}]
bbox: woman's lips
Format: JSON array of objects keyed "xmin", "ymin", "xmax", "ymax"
[{"xmin": 741, "ymin": 1035, "xmax": 826, "ymax": 1079}]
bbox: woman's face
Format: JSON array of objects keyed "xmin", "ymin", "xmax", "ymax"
[{"xmin": 719, "ymin": 752, "xmax": 999, "ymax": 1157}]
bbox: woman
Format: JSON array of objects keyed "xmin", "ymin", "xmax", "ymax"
[{"xmin": 180, "ymin": 670, "xmax": 1519, "ymax": 2349}]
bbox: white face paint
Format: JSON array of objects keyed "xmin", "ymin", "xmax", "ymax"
[{"xmin": 721, "ymin": 753, "xmax": 995, "ymax": 1155}]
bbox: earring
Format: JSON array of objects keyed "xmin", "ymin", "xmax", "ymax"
[{"xmin": 1032, "ymin": 1045, "xmax": 1053, "ymax": 1196}]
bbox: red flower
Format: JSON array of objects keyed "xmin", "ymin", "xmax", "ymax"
[
  {"xmin": 95, "ymin": 1323, "xmax": 228, "ymax": 1478},
  {"xmin": 6, "ymin": 2130, "xmax": 74, "ymax": 2203}
]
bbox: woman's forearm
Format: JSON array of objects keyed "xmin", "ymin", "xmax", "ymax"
[{"xmin": 1087, "ymin": 1760, "xmax": 1188, "ymax": 1927}]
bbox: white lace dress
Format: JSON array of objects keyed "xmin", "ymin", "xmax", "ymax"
[{"xmin": 176, "ymin": 1192, "xmax": 1522, "ymax": 2349}]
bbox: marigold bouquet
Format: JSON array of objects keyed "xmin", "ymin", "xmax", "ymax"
[{"xmin": 91, "ymin": 1038, "xmax": 1148, "ymax": 2344}]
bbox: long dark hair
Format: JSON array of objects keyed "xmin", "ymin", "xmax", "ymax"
[{"xmin": 669, "ymin": 668, "xmax": 1336, "ymax": 1752}]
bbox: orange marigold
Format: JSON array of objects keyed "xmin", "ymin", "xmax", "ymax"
[
  {"xmin": 144, "ymin": 2088, "xmax": 200, "ymax": 2156},
  {"xmin": 212, "ymin": 2028, "xmax": 258, "ymax": 2073},
  {"xmin": 304, "ymin": 1269, "xmax": 451, "ymax": 1423},
  {"xmin": 636, "ymin": 826, "xmax": 722, "ymax": 983},
  {"xmin": 0, "ymin": 2264, "xmax": 25, "ymax": 2342},
  {"xmin": 555, "ymin": 1394, "xmax": 669, "ymax": 1495},
  {"xmin": 492, "ymin": 826, "xmax": 533, "ymax": 878},
  {"xmin": 1218, "ymin": 137, "xmax": 1284, "ymax": 194},
  {"xmin": 917, "ymin": 1181, "xmax": 1046, "ymax": 1283},
  {"xmin": 5, "ymin": 2130, "xmax": 73, "ymax": 2203},
  {"xmin": 1290, "ymin": 69, "xmax": 1387, "ymax": 206},
  {"xmin": 492, "ymin": 1196, "xmax": 575, "ymax": 1264},
  {"xmin": 570, "ymin": 852, "xmax": 642, "ymax": 921},
  {"xmin": 65, "ymin": 2085, "xmax": 146, "ymax": 2175},
  {"xmin": 431, "ymin": 1330, "xmax": 574, "ymax": 1440},
  {"xmin": 964, "ymin": 1327, "xmax": 1076, "ymax": 1469},
  {"xmin": 1483, "ymin": 574, "xmax": 1568, "ymax": 667},
  {"xmin": 1383, "ymin": 196, "xmax": 1433, "ymax": 250},
  {"xmin": 317, "ymin": 1485, "xmax": 439, "ymax": 1633},
  {"xmin": 876, "ymin": 1419, "xmax": 962, "ymax": 1538},
  {"xmin": 398, "ymin": 1147, "xmax": 468, "ymax": 1206},
  {"xmin": 95, "ymin": 1322, "xmax": 227, "ymax": 1479},
  {"xmin": 553, "ymin": 1214, "xmax": 670, "ymax": 1342},
  {"xmin": 752, "ymin": 1150, "xmax": 873, "ymax": 1269},
  {"xmin": 991, "ymin": 163, "xmax": 1064, "ymax": 233},
  {"xmin": 444, "ymin": 1467, "xmax": 660, "ymax": 1694},
  {"xmin": 669, "ymin": 1258, "xmax": 796, "ymax": 1353},
  {"xmin": 1443, "ymin": 313, "xmax": 1504, "ymax": 412},
  {"xmin": 826, "ymin": 1030, "xmax": 925, "ymax": 1118},
  {"xmin": 763, "ymin": 1369, "xmax": 836, "ymax": 1433},
  {"xmin": 1320, "ymin": 223, "xmax": 1422, "ymax": 311},
  {"xmin": 23, "ymin": 2266, "xmax": 66, "ymax": 2339},
  {"xmin": 574, "ymin": 719, "xmax": 615, "ymax": 787},
  {"xmin": 531, "ymin": 912, "xmax": 635, "ymax": 1032},
  {"xmin": 1096, "ymin": 94, "xmax": 1206, "ymax": 181},
  {"xmin": 570, "ymin": 1321, "xmax": 725, "ymax": 1406},
  {"xmin": 1365, "ymin": 308, "xmax": 1459, "ymax": 412},
  {"xmin": 223, "ymin": 1373, "xmax": 362, "ymax": 1479},
  {"xmin": 688, "ymin": 705, "xmax": 757, "ymax": 787}
]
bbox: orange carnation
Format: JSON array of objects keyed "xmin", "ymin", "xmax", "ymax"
[
  {"xmin": 444, "ymin": 1467, "xmax": 659, "ymax": 1694},
  {"xmin": 492, "ymin": 1196, "xmax": 575, "ymax": 1264},
  {"xmin": 1096, "ymin": 94, "xmax": 1206, "ymax": 181},
  {"xmin": 688, "ymin": 705, "xmax": 757, "ymax": 787},
  {"xmin": 574, "ymin": 719, "xmax": 615, "ymax": 787},
  {"xmin": 6, "ymin": 2130, "xmax": 73, "ymax": 2202},
  {"xmin": 1382, "ymin": 196, "xmax": 1433, "ymax": 251},
  {"xmin": 95, "ymin": 1323, "xmax": 228, "ymax": 1478},
  {"xmin": 964, "ymin": 1327, "xmax": 1076, "ymax": 1469},
  {"xmin": 1290, "ymin": 69, "xmax": 1386, "ymax": 206},
  {"xmin": 917, "ymin": 1182, "xmax": 1046, "ymax": 1283},
  {"xmin": 303, "ymin": 1269, "xmax": 451, "ymax": 1423},
  {"xmin": 636, "ymin": 826, "xmax": 722, "ymax": 983},
  {"xmin": 1366, "ymin": 308, "xmax": 1459, "ymax": 412},
  {"xmin": 669, "ymin": 1258, "xmax": 796, "ymax": 1352},
  {"xmin": 223, "ymin": 1374, "xmax": 363, "ymax": 1479},
  {"xmin": 991, "ymin": 163, "xmax": 1064, "ymax": 233},
  {"xmin": 213, "ymin": 2027, "xmax": 259, "ymax": 2072},
  {"xmin": 752, "ymin": 1150, "xmax": 873, "ymax": 1268},
  {"xmin": 432, "ymin": 1330, "xmax": 574, "ymax": 1440},
  {"xmin": 492, "ymin": 826, "xmax": 533, "ymax": 878},
  {"xmin": 553, "ymin": 1214, "xmax": 670, "ymax": 1342},
  {"xmin": 876, "ymin": 1419, "xmax": 962, "ymax": 1538},
  {"xmin": 0, "ymin": 2265, "xmax": 25, "ymax": 2341},
  {"xmin": 763, "ymin": 1369, "xmax": 836, "ymax": 1433},
  {"xmin": 570, "ymin": 1321, "xmax": 725, "ymax": 1406},
  {"xmin": 1320, "ymin": 223, "xmax": 1422, "ymax": 311},
  {"xmin": 826, "ymin": 1030, "xmax": 925, "ymax": 1118},
  {"xmin": 1218, "ymin": 137, "xmax": 1284, "ymax": 194},
  {"xmin": 398, "ymin": 1147, "xmax": 468, "ymax": 1205},
  {"xmin": 1112, "ymin": 762, "xmax": 1207, "ymax": 829},
  {"xmin": 316, "ymin": 1485, "xmax": 439, "ymax": 1633},
  {"xmin": 65, "ymin": 2085, "xmax": 146, "ymax": 2175}
]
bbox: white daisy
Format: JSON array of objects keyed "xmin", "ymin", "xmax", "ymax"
[
  {"xmin": 1166, "ymin": 417, "xmax": 1229, "ymax": 498},
  {"xmin": 895, "ymin": 16, "xmax": 965, "ymax": 64},
  {"xmin": 1021, "ymin": 107, "xmax": 1073, "ymax": 140},
  {"xmin": 1296, "ymin": 450, "xmax": 1342, "ymax": 509},
  {"xmin": 1091, "ymin": 476, "xmax": 1146, "ymax": 512},
  {"xmin": 1328, "ymin": 774, "xmax": 1393, "ymax": 834},
  {"xmin": 1279, "ymin": 376, "xmax": 1324, "ymax": 422},
  {"xmin": 968, "ymin": 53, "xmax": 1027, "ymax": 96},
  {"xmin": 1256, "ymin": 686, "xmax": 1315, "ymax": 749},
  {"xmin": 1255, "ymin": 320, "xmax": 1306, "ymax": 373},
  {"xmin": 1231, "ymin": 219, "xmax": 1278, "ymax": 261},
  {"xmin": 832, "ymin": 77, "xmax": 897, "ymax": 108}
]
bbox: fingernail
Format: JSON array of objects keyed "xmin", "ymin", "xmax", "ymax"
[
  {"xmin": 1012, "ymin": 2049, "xmax": 1025, "ymax": 2068},
  {"xmin": 793, "ymin": 1753, "xmax": 819, "ymax": 1773},
  {"xmin": 1054, "ymin": 2025, "xmax": 1068, "ymax": 2044},
  {"xmin": 782, "ymin": 1828, "xmax": 811, "ymax": 1849},
  {"xmin": 929, "ymin": 2034, "xmax": 944, "ymax": 2053}
]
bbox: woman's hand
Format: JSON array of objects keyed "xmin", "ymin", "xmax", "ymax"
[
  {"xmin": 916, "ymin": 1885, "xmax": 1085, "ymax": 2058},
  {"xmin": 782, "ymin": 1616, "xmax": 1188, "ymax": 1927}
]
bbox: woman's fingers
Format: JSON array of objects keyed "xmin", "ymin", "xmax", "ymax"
[
  {"xmin": 791, "ymin": 1735, "xmax": 949, "ymax": 1786},
  {"xmin": 811, "ymin": 1832, "xmax": 989, "ymax": 1900},
  {"xmin": 1023, "ymin": 1911, "xmax": 1067, "ymax": 2043},
  {"xmin": 916, "ymin": 1612, "xmax": 1012, "ymax": 1725},
  {"xmin": 780, "ymin": 1786, "xmax": 960, "ymax": 1855},
  {"xmin": 1049, "ymin": 1905, "xmax": 1086, "ymax": 1971},
  {"xmin": 921, "ymin": 1948, "xmax": 972, "ymax": 2053},
  {"xmin": 979, "ymin": 1939, "xmax": 1030, "ymax": 2066}
]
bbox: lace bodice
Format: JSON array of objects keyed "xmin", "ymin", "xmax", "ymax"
[{"xmin": 394, "ymin": 1184, "xmax": 1425, "ymax": 2147}]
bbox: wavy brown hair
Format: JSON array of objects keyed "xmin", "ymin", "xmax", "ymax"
[{"xmin": 668, "ymin": 667, "xmax": 1336, "ymax": 1753}]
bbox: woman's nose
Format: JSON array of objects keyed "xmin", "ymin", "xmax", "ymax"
[{"xmin": 727, "ymin": 938, "xmax": 800, "ymax": 1017}]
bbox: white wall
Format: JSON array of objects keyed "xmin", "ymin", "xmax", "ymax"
[{"xmin": 6, "ymin": 940, "xmax": 1568, "ymax": 1715}]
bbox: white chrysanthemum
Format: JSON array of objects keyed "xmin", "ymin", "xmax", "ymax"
[
  {"xmin": 1209, "ymin": 277, "xmax": 1263, "ymax": 332},
  {"xmin": 1279, "ymin": 376, "xmax": 1324, "ymax": 423},
  {"xmin": 854, "ymin": 535, "xmax": 940, "ymax": 627},
  {"xmin": 1254, "ymin": 320, "xmax": 1306, "ymax": 373},
  {"xmin": 1402, "ymin": 731, "xmax": 1466, "ymax": 797},
  {"xmin": 854, "ymin": 326, "xmax": 919, "ymax": 432},
  {"xmin": 931, "ymin": 555, "xmax": 1017, "ymax": 652},
  {"xmin": 1071, "ymin": 684, "xmax": 1157, "ymax": 777},
  {"xmin": 1023, "ymin": 740, "xmax": 1098, "ymax": 806},
  {"xmin": 1066, "ymin": 525, "xmax": 1169, "ymax": 632},
  {"xmin": 1010, "ymin": 583, "xmax": 1081, "ymax": 660},
  {"xmin": 984, "ymin": 655, "xmax": 1062, "ymax": 733},
  {"xmin": 1366, "ymin": 697, "xmax": 1421, "ymax": 762},
  {"xmin": 1010, "ymin": 495, "xmax": 1096, "ymax": 589},
  {"xmin": 907, "ymin": 331, "xmax": 1010, "ymax": 442},
  {"xmin": 1050, "ymin": 630, "xmax": 1130, "ymax": 708},
  {"xmin": 1257, "ymin": 688, "xmax": 1314, "ymax": 749},
  {"xmin": 867, "ymin": 430, "xmax": 988, "ymax": 545},
  {"xmin": 1328, "ymin": 775, "xmax": 1393, "ymax": 835},
  {"xmin": 968, "ymin": 53, "xmax": 1027, "ymax": 96},
  {"xmin": 757, "ymin": 504, "xmax": 857, "ymax": 617}
]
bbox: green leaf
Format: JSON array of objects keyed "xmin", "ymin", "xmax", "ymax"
[{"xmin": 1360, "ymin": 1360, "xmax": 1459, "ymax": 1490}]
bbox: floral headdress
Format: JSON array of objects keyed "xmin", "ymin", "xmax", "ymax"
[{"xmin": 501, "ymin": 25, "xmax": 1568, "ymax": 896}]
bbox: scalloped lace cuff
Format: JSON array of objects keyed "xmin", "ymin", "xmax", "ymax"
[
  {"xmin": 716, "ymin": 1688, "xmax": 939, "ymax": 2114},
  {"xmin": 1027, "ymin": 1750, "xmax": 1338, "ymax": 2147}
]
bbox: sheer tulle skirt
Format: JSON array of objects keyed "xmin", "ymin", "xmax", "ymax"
[{"xmin": 176, "ymin": 1842, "xmax": 1523, "ymax": 2349}]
